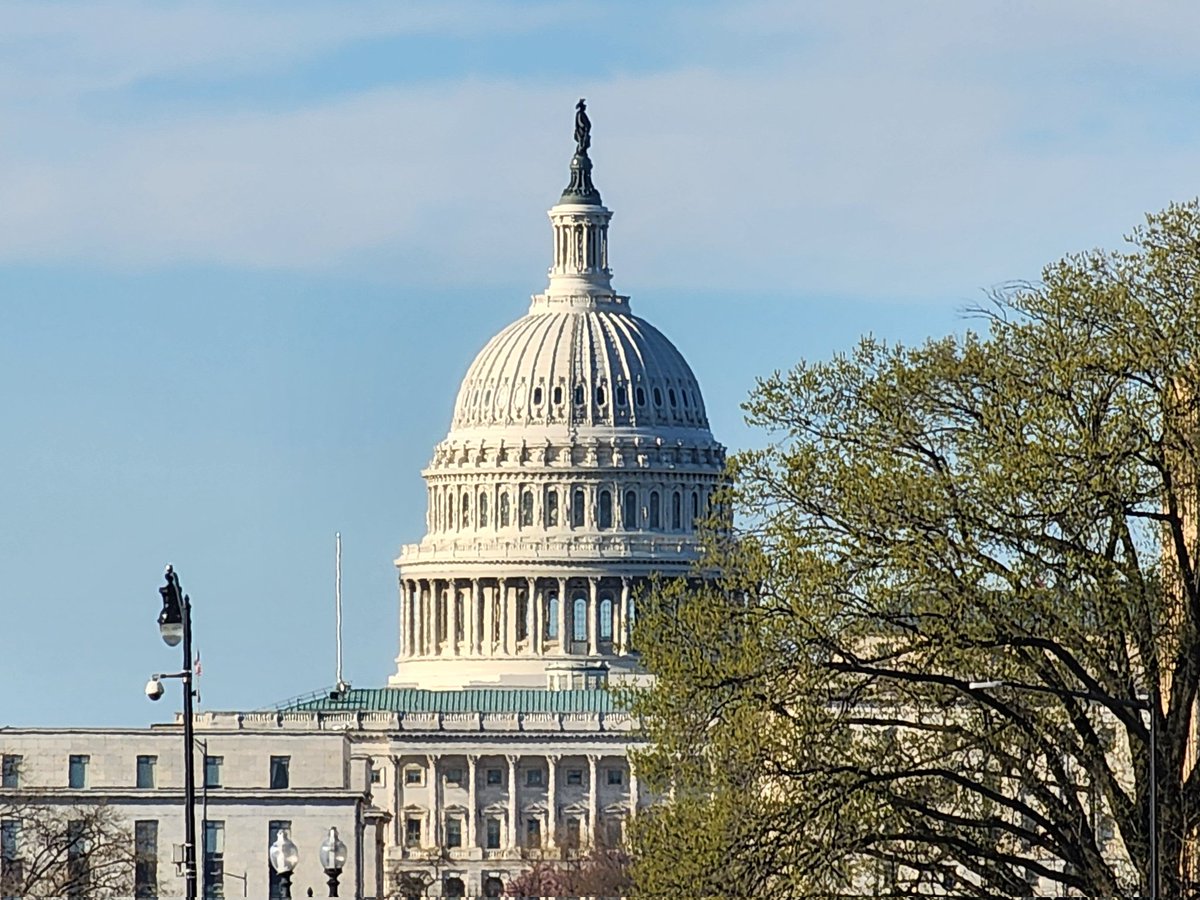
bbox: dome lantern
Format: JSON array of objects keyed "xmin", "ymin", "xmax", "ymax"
[{"xmin": 541, "ymin": 99, "xmax": 617, "ymax": 308}]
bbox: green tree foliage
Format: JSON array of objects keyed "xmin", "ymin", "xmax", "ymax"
[{"xmin": 629, "ymin": 201, "xmax": 1200, "ymax": 898}]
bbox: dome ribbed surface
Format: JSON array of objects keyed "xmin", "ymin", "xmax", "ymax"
[{"xmin": 450, "ymin": 307, "xmax": 710, "ymax": 434}]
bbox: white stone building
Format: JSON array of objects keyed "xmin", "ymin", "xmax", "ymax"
[{"xmin": 0, "ymin": 104, "xmax": 725, "ymax": 899}]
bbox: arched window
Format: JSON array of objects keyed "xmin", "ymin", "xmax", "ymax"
[
  {"xmin": 546, "ymin": 488, "xmax": 559, "ymax": 526},
  {"xmin": 499, "ymin": 491, "xmax": 511, "ymax": 528},
  {"xmin": 672, "ymin": 491, "xmax": 682, "ymax": 530},
  {"xmin": 691, "ymin": 490, "xmax": 700, "ymax": 528},
  {"xmin": 520, "ymin": 489, "xmax": 534, "ymax": 527},
  {"xmin": 547, "ymin": 594, "xmax": 559, "ymax": 639},
  {"xmin": 649, "ymin": 491, "xmax": 661, "ymax": 529},
  {"xmin": 599, "ymin": 595, "xmax": 613, "ymax": 641},
  {"xmin": 517, "ymin": 591, "xmax": 529, "ymax": 641},
  {"xmin": 461, "ymin": 492, "xmax": 471, "ymax": 528},
  {"xmin": 447, "ymin": 488, "xmax": 456, "ymax": 529},
  {"xmin": 598, "ymin": 490, "xmax": 613, "ymax": 530},
  {"xmin": 572, "ymin": 596, "xmax": 588, "ymax": 642},
  {"xmin": 435, "ymin": 491, "xmax": 443, "ymax": 530},
  {"xmin": 478, "ymin": 491, "xmax": 489, "ymax": 527},
  {"xmin": 445, "ymin": 877, "xmax": 466, "ymax": 898},
  {"xmin": 574, "ymin": 383, "xmax": 586, "ymax": 406},
  {"xmin": 624, "ymin": 490, "xmax": 638, "ymax": 529},
  {"xmin": 572, "ymin": 488, "xmax": 585, "ymax": 528}
]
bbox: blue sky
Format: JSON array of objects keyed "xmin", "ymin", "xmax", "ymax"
[{"xmin": 3, "ymin": 0, "xmax": 1199, "ymax": 726}]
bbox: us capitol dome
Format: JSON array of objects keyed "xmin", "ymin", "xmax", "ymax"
[{"xmin": 390, "ymin": 101, "xmax": 726, "ymax": 692}]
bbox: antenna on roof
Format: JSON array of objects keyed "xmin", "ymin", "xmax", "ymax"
[{"xmin": 334, "ymin": 532, "xmax": 350, "ymax": 696}]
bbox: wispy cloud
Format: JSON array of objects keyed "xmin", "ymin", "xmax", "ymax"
[{"xmin": 1, "ymin": 1, "xmax": 1199, "ymax": 299}]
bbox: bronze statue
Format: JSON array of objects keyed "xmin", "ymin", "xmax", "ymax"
[{"xmin": 574, "ymin": 98, "xmax": 591, "ymax": 155}]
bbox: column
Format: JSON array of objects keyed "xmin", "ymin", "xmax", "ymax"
[
  {"xmin": 629, "ymin": 759, "xmax": 639, "ymax": 818},
  {"xmin": 427, "ymin": 753, "xmax": 439, "ymax": 847},
  {"xmin": 506, "ymin": 754, "xmax": 519, "ymax": 852},
  {"xmin": 483, "ymin": 581, "xmax": 495, "ymax": 657},
  {"xmin": 546, "ymin": 754, "xmax": 559, "ymax": 850},
  {"xmin": 469, "ymin": 579, "xmax": 481, "ymax": 656},
  {"xmin": 557, "ymin": 577, "xmax": 568, "ymax": 651},
  {"xmin": 447, "ymin": 578, "xmax": 459, "ymax": 657},
  {"xmin": 530, "ymin": 580, "xmax": 540, "ymax": 657},
  {"xmin": 587, "ymin": 577, "xmax": 599, "ymax": 656},
  {"xmin": 506, "ymin": 580, "xmax": 518, "ymax": 654},
  {"xmin": 392, "ymin": 756, "xmax": 404, "ymax": 846},
  {"xmin": 616, "ymin": 578, "xmax": 631, "ymax": 655},
  {"xmin": 467, "ymin": 755, "xmax": 479, "ymax": 848},
  {"xmin": 587, "ymin": 754, "xmax": 599, "ymax": 846},
  {"xmin": 498, "ymin": 579, "xmax": 510, "ymax": 654},
  {"xmin": 399, "ymin": 579, "xmax": 409, "ymax": 658}
]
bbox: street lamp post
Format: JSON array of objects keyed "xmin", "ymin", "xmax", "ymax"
[
  {"xmin": 149, "ymin": 566, "xmax": 198, "ymax": 900},
  {"xmin": 968, "ymin": 679, "xmax": 1158, "ymax": 900},
  {"xmin": 319, "ymin": 827, "xmax": 348, "ymax": 897},
  {"xmin": 270, "ymin": 829, "xmax": 300, "ymax": 899}
]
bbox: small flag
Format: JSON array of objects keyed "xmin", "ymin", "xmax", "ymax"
[{"xmin": 194, "ymin": 651, "xmax": 203, "ymax": 677}]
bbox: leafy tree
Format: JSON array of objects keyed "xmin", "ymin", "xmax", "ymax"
[
  {"xmin": 504, "ymin": 848, "xmax": 632, "ymax": 897},
  {"xmin": 629, "ymin": 201, "xmax": 1200, "ymax": 898},
  {"xmin": 0, "ymin": 798, "xmax": 135, "ymax": 898}
]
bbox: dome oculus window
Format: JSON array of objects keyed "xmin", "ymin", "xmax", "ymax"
[
  {"xmin": 668, "ymin": 388, "xmax": 677, "ymax": 408},
  {"xmin": 615, "ymin": 386, "xmax": 627, "ymax": 407},
  {"xmin": 596, "ymin": 386, "xmax": 606, "ymax": 406},
  {"xmin": 574, "ymin": 384, "xmax": 586, "ymax": 406},
  {"xmin": 635, "ymin": 387, "xmax": 646, "ymax": 407},
  {"xmin": 553, "ymin": 385, "xmax": 564, "ymax": 406},
  {"xmin": 533, "ymin": 386, "xmax": 544, "ymax": 406},
  {"xmin": 653, "ymin": 387, "xmax": 663, "ymax": 407},
  {"xmin": 681, "ymin": 390, "xmax": 689, "ymax": 408}
]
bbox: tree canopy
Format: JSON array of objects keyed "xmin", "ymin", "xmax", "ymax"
[{"xmin": 629, "ymin": 201, "xmax": 1200, "ymax": 898}]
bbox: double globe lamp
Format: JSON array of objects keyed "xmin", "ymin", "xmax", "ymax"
[{"xmin": 270, "ymin": 827, "xmax": 348, "ymax": 898}]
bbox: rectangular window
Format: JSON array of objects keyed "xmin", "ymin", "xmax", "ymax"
[
  {"xmin": 602, "ymin": 816, "xmax": 624, "ymax": 848},
  {"xmin": 68, "ymin": 755, "xmax": 89, "ymax": 789},
  {"xmin": 134, "ymin": 819, "xmax": 158, "ymax": 899},
  {"xmin": 566, "ymin": 768, "xmax": 583, "ymax": 786},
  {"xmin": 526, "ymin": 817, "xmax": 542, "ymax": 848},
  {"xmin": 203, "ymin": 821, "xmax": 224, "ymax": 899},
  {"xmin": 136, "ymin": 755, "xmax": 157, "ymax": 789},
  {"xmin": 485, "ymin": 768, "xmax": 502, "ymax": 786},
  {"xmin": 1, "ymin": 818, "xmax": 21, "ymax": 898},
  {"xmin": 444, "ymin": 767, "xmax": 464, "ymax": 785},
  {"xmin": 268, "ymin": 820, "xmax": 291, "ymax": 900},
  {"xmin": 445, "ymin": 817, "xmax": 462, "ymax": 849},
  {"xmin": 404, "ymin": 766, "xmax": 424, "ymax": 786},
  {"xmin": 0, "ymin": 756, "xmax": 19, "ymax": 789},
  {"xmin": 204, "ymin": 756, "xmax": 223, "ymax": 789},
  {"xmin": 405, "ymin": 817, "xmax": 422, "ymax": 849},
  {"xmin": 525, "ymin": 768, "xmax": 544, "ymax": 788},
  {"xmin": 485, "ymin": 817, "xmax": 501, "ymax": 850},
  {"xmin": 370, "ymin": 767, "xmax": 384, "ymax": 786},
  {"xmin": 66, "ymin": 819, "xmax": 87, "ymax": 899},
  {"xmin": 606, "ymin": 767, "xmax": 624, "ymax": 786},
  {"xmin": 269, "ymin": 756, "xmax": 290, "ymax": 790}
]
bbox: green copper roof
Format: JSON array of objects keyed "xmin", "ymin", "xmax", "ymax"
[{"xmin": 283, "ymin": 687, "xmax": 623, "ymax": 715}]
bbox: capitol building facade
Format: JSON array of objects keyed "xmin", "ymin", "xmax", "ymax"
[{"xmin": 0, "ymin": 106, "xmax": 725, "ymax": 899}]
